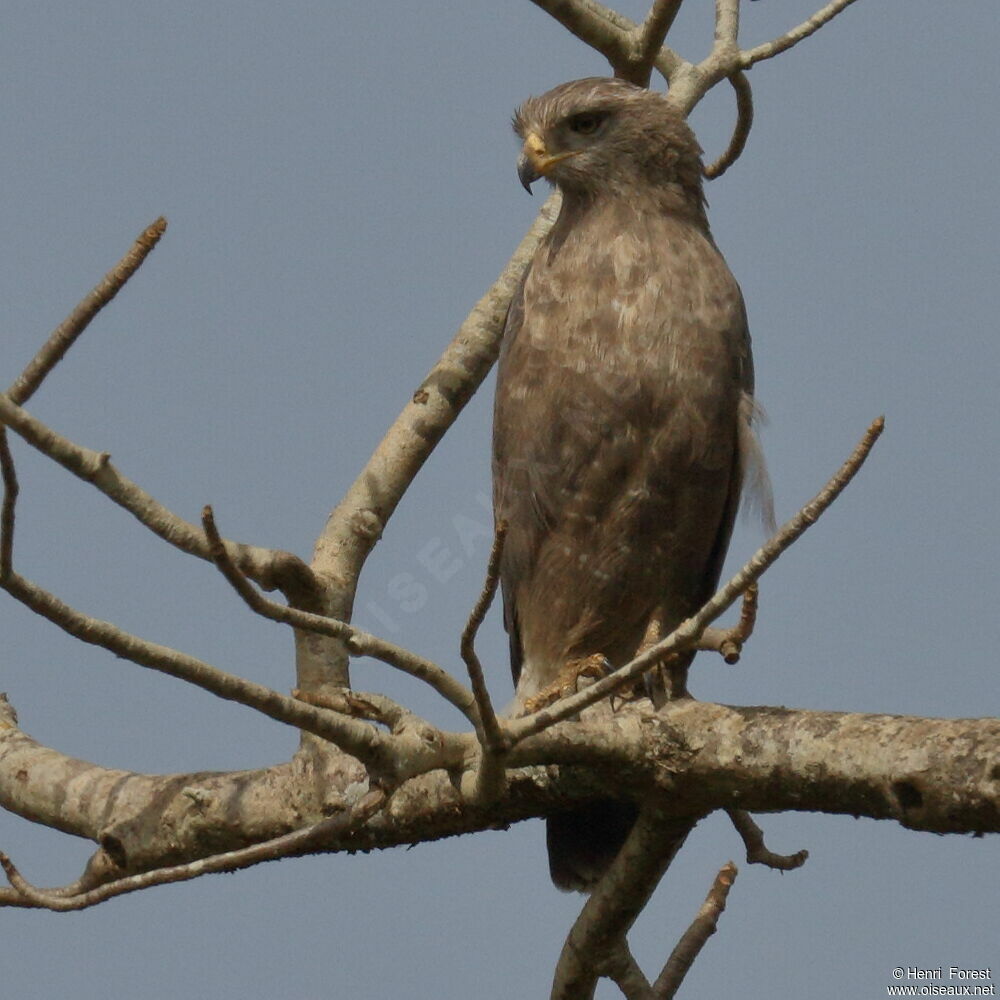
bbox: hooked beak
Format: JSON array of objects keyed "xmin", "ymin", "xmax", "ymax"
[
  {"xmin": 517, "ymin": 151, "xmax": 541, "ymax": 193},
  {"xmin": 516, "ymin": 131, "xmax": 579, "ymax": 194}
]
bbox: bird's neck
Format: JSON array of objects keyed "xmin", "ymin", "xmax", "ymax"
[{"xmin": 553, "ymin": 186, "xmax": 711, "ymax": 245}]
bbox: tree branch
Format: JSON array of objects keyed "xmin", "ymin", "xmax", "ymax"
[
  {"xmin": 201, "ymin": 505, "xmax": 479, "ymax": 726},
  {"xmin": 0, "ymin": 391, "xmax": 314, "ymax": 600},
  {"xmin": 530, "ymin": 0, "xmax": 685, "ymax": 85},
  {"xmin": 703, "ymin": 71, "xmax": 753, "ymax": 180},
  {"xmin": 459, "ymin": 521, "xmax": 510, "ymax": 802},
  {"xmin": 606, "ymin": 944, "xmax": 654, "ymax": 999},
  {"xmin": 312, "ymin": 196, "xmax": 559, "ymax": 597},
  {"xmin": 653, "ymin": 861, "xmax": 737, "ymax": 997},
  {"xmin": 0, "ymin": 431, "xmax": 17, "ymax": 578},
  {"xmin": 695, "ymin": 582, "xmax": 757, "ymax": 664},
  {"xmin": 529, "ymin": 0, "xmax": 631, "ymax": 72},
  {"xmin": 460, "ymin": 522, "xmax": 507, "ymax": 747},
  {"xmin": 713, "ymin": 0, "xmax": 740, "ymax": 50},
  {"xmin": 726, "ymin": 808, "xmax": 808, "ymax": 871},
  {"xmin": 551, "ymin": 808, "xmax": 695, "ymax": 999},
  {"xmin": 742, "ymin": 0, "xmax": 862, "ymax": 68},
  {"xmin": 3, "ymin": 694, "xmax": 996, "ymax": 908},
  {"xmin": 6, "ymin": 218, "xmax": 166, "ymax": 407},
  {"xmin": 622, "ymin": 0, "xmax": 685, "ymax": 87},
  {"xmin": 0, "ymin": 788, "xmax": 388, "ymax": 912}
]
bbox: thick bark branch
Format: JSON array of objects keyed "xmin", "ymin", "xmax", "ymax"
[
  {"xmin": 3, "ymin": 695, "xmax": 995, "ymax": 910},
  {"xmin": 0, "ymin": 790, "xmax": 388, "ymax": 912}
]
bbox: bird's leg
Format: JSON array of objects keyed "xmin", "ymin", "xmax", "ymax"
[
  {"xmin": 521, "ymin": 653, "xmax": 612, "ymax": 714},
  {"xmin": 639, "ymin": 614, "xmax": 689, "ymax": 709}
]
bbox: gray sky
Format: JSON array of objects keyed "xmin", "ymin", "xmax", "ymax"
[{"xmin": 1, "ymin": 2, "xmax": 997, "ymax": 997}]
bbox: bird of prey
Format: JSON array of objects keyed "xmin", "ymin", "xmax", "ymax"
[{"xmin": 492, "ymin": 78, "xmax": 768, "ymax": 891}]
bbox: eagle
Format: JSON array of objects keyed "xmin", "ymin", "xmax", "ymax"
[{"xmin": 492, "ymin": 78, "xmax": 768, "ymax": 891}]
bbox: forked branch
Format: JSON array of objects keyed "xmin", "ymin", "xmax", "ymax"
[
  {"xmin": 551, "ymin": 809, "xmax": 696, "ymax": 999},
  {"xmin": 201, "ymin": 505, "xmax": 479, "ymax": 727},
  {"xmin": 529, "ymin": 0, "xmax": 865, "ymax": 174}
]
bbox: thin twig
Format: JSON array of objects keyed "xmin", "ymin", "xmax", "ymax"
[
  {"xmin": 0, "ymin": 788, "xmax": 388, "ymax": 912},
  {"xmin": 0, "ymin": 568, "xmax": 399, "ymax": 769},
  {"xmin": 741, "ymin": 0, "xmax": 862, "ymax": 68},
  {"xmin": 653, "ymin": 861, "xmax": 737, "ymax": 998},
  {"xmin": 703, "ymin": 71, "xmax": 753, "ymax": 180},
  {"xmin": 459, "ymin": 521, "xmax": 510, "ymax": 802},
  {"xmin": 507, "ymin": 418, "xmax": 885, "ymax": 744},
  {"xmin": 0, "ymin": 391, "xmax": 314, "ymax": 599},
  {"xmin": 460, "ymin": 521, "xmax": 507, "ymax": 749},
  {"xmin": 201, "ymin": 506, "xmax": 479, "ymax": 726},
  {"xmin": 695, "ymin": 582, "xmax": 757, "ymax": 664},
  {"xmin": 0, "ymin": 431, "xmax": 17, "ymax": 578},
  {"xmin": 726, "ymin": 809, "xmax": 809, "ymax": 871},
  {"xmin": 7, "ymin": 218, "xmax": 167, "ymax": 406}
]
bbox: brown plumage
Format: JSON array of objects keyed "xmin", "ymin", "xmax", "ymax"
[{"xmin": 492, "ymin": 78, "xmax": 769, "ymax": 891}]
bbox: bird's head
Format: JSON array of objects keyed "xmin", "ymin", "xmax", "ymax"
[{"xmin": 512, "ymin": 77, "xmax": 705, "ymax": 211}]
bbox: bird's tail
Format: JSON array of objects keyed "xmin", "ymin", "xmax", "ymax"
[{"xmin": 546, "ymin": 800, "xmax": 640, "ymax": 892}]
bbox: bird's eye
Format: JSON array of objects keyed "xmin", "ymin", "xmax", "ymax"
[{"xmin": 567, "ymin": 113, "xmax": 603, "ymax": 135}]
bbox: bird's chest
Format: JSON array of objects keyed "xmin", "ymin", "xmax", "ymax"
[{"xmin": 512, "ymin": 223, "xmax": 741, "ymax": 409}]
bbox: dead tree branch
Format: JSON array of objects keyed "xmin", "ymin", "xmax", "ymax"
[
  {"xmin": 460, "ymin": 522, "xmax": 507, "ymax": 746},
  {"xmin": 0, "ymin": 789, "xmax": 388, "ymax": 912},
  {"xmin": 726, "ymin": 809, "xmax": 809, "ymax": 871},
  {"xmin": 695, "ymin": 583, "xmax": 757, "ymax": 664},
  {"xmin": 703, "ymin": 71, "xmax": 753, "ymax": 180},
  {"xmin": 551, "ymin": 809, "xmax": 696, "ymax": 999},
  {"xmin": 201, "ymin": 505, "xmax": 479, "ymax": 726},
  {"xmin": 7, "ymin": 218, "xmax": 166, "ymax": 407},
  {"xmin": 2, "ymin": 694, "xmax": 997, "ymax": 912},
  {"xmin": 653, "ymin": 862, "xmax": 737, "ymax": 998},
  {"xmin": 313, "ymin": 196, "xmax": 559, "ymax": 596},
  {"xmin": 742, "ymin": 0, "xmax": 862, "ymax": 68},
  {"xmin": 459, "ymin": 521, "xmax": 510, "ymax": 802},
  {"xmin": 631, "ymin": 1, "xmax": 684, "ymax": 84}
]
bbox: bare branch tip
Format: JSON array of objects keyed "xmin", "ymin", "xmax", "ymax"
[{"xmin": 200, "ymin": 504, "xmax": 226, "ymax": 554}]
